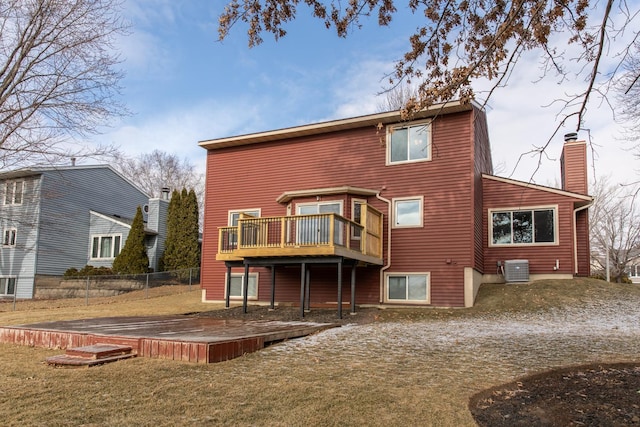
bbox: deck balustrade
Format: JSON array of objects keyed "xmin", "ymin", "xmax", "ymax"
[{"xmin": 217, "ymin": 206, "xmax": 383, "ymax": 265}]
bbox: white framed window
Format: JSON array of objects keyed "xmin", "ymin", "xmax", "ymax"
[
  {"xmin": 226, "ymin": 272, "xmax": 258, "ymax": 300},
  {"xmin": 4, "ymin": 180, "xmax": 24, "ymax": 205},
  {"xmin": 90, "ymin": 234, "xmax": 122, "ymax": 259},
  {"xmin": 351, "ymin": 199, "xmax": 366, "ymax": 239},
  {"xmin": 228, "ymin": 209, "xmax": 261, "ymax": 226},
  {"xmin": 393, "ymin": 196, "xmax": 424, "ymax": 228},
  {"xmin": 385, "ymin": 273, "xmax": 430, "ymax": 303},
  {"xmin": 3, "ymin": 228, "xmax": 17, "ymax": 247},
  {"xmin": 386, "ymin": 120, "xmax": 432, "ymax": 164},
  {"xmin": 490, "ymin": 206, "xmax": 557, "ymax": 246},
  {"xmin": 0, "ymin": 277, "xmax": 16, "ymax": 296}
]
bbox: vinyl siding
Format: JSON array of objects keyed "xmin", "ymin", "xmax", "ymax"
[
  {"xmin": 37, "ymin": 167, "xmax": 149, "ymax": 275},
  {"xmin": 482, "ymin": 177, "xmax": 580, "ymax": 275},
  {"xmin": 0, "ymin": 175, "xmax": 42, "ymax": 298},
  {"xmin": 202, "ymin": 110, "xmax": 480, "ymax": 307},
  {"xmin": 88, "ymin": 213, "xmax": 131, "ymax": 268}
]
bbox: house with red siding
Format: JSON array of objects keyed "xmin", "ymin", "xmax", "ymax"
[{"xmin": 198, "ymin": 101, "xmax": 592, "ymax": 315}]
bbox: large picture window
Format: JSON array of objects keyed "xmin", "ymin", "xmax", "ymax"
[
  {"xmin": 226, "ymin": 273, "xmax": 258, "ymax": 300},
  {"xmin": 393, "ymin": 197, "xmax": 424, "ymax": 228},
  {"xmin": 387, "ymin": 121, "xmax": 431, "ymax": 164},
  {"xmin": 491, "ymin": 207, "xmax": 556, "ymax": 245},
  {"xmin": 0, "ymin": 277, "xmax": 16, "ymax": 296},
  {"xmin": 386, "ymin": 273, "xmax": 430, "ymax": 303},
  {"xmin": 90, "ymin": 235, "xmax": 122, "ymax": 259}
]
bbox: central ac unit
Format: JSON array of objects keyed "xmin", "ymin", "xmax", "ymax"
[{"xmin": 504, "ymin": 260, "xmax": 529, "ymax": 282}]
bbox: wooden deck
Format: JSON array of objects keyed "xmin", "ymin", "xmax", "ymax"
[
  {"xmin": 217, "ymin": 207, "xmax": 384, "ymax": 265},
  {"xmin": 0, "ymin": 315, "xmax": 338, "ymax": 364}
]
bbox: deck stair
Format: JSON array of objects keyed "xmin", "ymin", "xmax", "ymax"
[{"xmin": 46, "ymin": 344, "xmax": 135, "ymax": 367}]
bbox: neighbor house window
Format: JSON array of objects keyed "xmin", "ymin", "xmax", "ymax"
[
  {"xmin": 3, "ymin": 228, "xmax": 16, "ymax": 247},
  {"xmin": 0, "ymin": 277, "xmax": 16, "ymax": 296},
  {"xmin": 90, "ymin": 235, "xmax": 122, "ymax": 259},
  {"xmin": 387, "ymin": 121, "xmax": 431, "ymax": 164},
  {"xmin": 393, "ymin": 197, "xmax": 424, "ymax": 228},
  {"xmin": 386, "ymin": 273, "xmax": 430, "ymax": 303},
  {"xmin": 226, "ymin": 273, "xmax": 258, "ymax": 300},
  {"xmin": 4, "ymin": 180, "xmax": 23, "ymax": 205},
  {"xmin": 490, "ymin": 207, "xmax": 557, "ymax": 245}
]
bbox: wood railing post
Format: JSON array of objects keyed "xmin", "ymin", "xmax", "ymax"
[
  {"xmin": 329, "ymin": 214, "xmax": 335, "ymax": 247},
  {"xmin": 281, "ymin": 217, "xmax": 286, "ymax": 248}
]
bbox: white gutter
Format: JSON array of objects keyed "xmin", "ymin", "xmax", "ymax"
[
  {"xmin": 376, "ymin": 190, "xmax": 392, "ymax": 304},
  {"xmin": 573, "ymin": 201, "xmax": 594, "ymax": 274}
]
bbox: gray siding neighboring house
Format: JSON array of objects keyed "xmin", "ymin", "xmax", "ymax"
[{"xmin": 0, "ymin": 165, "xmax": 169, "ymax": 299}]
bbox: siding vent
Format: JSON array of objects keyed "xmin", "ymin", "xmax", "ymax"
[{"xmin": 504, "ymin": 260, "xmax": 529, "ymax": 282}]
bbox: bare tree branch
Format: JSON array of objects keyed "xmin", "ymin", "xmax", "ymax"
[{"xmin": 0, "ymin": 0, "xmax": 129, "ymax": 168}]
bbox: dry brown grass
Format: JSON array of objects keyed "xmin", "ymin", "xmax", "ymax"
[{"xmin": 1, "ymin": 278, "xmax": 639, "ymax": 426}]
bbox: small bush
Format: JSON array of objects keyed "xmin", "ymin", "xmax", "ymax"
[{"xmin": 63, "ymin": 265, "xmax": 114, "ymax": 277}]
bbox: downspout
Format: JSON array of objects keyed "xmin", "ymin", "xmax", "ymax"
[
  {"xmin": 573, "ymin": 200, "xmax": 594, "ymax": 275},
  {"xmin": 376, "ymin": 190, "xmax": 392, "ymax": 304}
]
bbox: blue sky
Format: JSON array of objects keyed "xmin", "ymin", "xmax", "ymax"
[{"xmin": 94, "ymin": 0, "xmax": 640, "ymax": 187}]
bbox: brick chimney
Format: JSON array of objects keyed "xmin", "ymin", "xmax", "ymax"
[{"xmin": 560, "ymin": 133, "xmax": 588, "ymax": 194}]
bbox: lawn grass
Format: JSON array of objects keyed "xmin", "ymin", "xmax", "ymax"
[{"xmin": 1, "ymin": 278, "xmax": 639, "ymax": 426}]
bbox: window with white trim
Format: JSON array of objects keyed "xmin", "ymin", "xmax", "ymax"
[
  {"xmin": 228, "ymin": 209, "xmax": 261, "ymax": 226},
  {"xmin": 3, "ymin": 228, "xmax": 16, "ymax": 247},
  {"xmin": 226, "ymin": 273, "xmax": 258, "ymax": 300},
  {"xmin": 490, "ymin": 207, "xmax": 557, "ymax": 245},
  {"xmin": 351, "ymin": 199, "xmax": 366, "ymax": 239},
  {"xmin": 393, "ymin": 197, "xmax": 423, "ymax": 228},
  {"xmin": 0, "ymin": 277, "xmax": 16, "ymax": 296},
  {"xmin": 4, "ymin": 180, "xmax": 23, "ymax": 205},
  {"xmin": 296, "ymin": 201, "xmax": 343, "ymax": 245},
  {"xmin": 90, "ymin": 235, "xmax": 122, "ymax": 259},
  {"xmin": 387, "ymin": 121, "xmax": 431, "ymax": 164},
  {"xmin": 386, "ymin": 273, "xmax": 430, "ymax": 303}
]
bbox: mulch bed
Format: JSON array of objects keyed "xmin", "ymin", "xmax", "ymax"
[{"xmin": 469, "ymin": 363, "xmax": 640, "ymax": 426}]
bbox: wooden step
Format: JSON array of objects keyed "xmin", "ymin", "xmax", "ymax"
[
  {"xmin": 65, "ymin": 344, "xmax": 132, "ymax": 359},
  {"xmin": 46, "ymin": 344, "xmax": 135, "ymax": 367}
]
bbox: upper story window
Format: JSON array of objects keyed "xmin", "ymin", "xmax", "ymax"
[
  {"xmin": 4, "ymin": 180, "xmax": 24, "ymax": 205},
  {"xmin": 393, "ymin": 196, "xmax": 424, "ymax": 228},
  {"xmin": 3, "ymin": 228, "xmax": 17, "ymax": 247},
  {"xmin": 91, "ymin": 234, "xmax": 122, "ymax": 259},
  {"xmin": 490, "ymin": 207, "xmax": 557, "ymax": 246},
  {"xmin": 387, "ymin": 121, "xmax": 431, "ymax": 165}
]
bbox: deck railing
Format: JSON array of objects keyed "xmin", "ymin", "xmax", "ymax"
[{"xmin": 218, "ymin": 205, "xmax": 383, "ymax": 260}]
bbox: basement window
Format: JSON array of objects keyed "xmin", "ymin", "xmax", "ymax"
[
  {"xmin": 385, "ymin": 273, "xmax": 430, "ymax": 303},
  {"xmin": 226, "ymin": 273, "xmax": 258, "ymax": 300}
]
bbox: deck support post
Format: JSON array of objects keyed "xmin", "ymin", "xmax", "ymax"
[
  {"xmin": 225, "ymin": 264, "xmax": 232, "ymax": 308},
  {"xmin": 270, "ymin": 266, "xmax": 276, "ymax": 310},
  {"xmin": 305, "ymin": 268, "xmax": 311, "ymax": 312},
  {"xmin": 242, "ymin": 262, "xmax": 250, "ymax": 314},
  {"xmin": 300, "ymin": 263, "xmax": 306, "ymax": 318},
  {"xmin": 350, "ymin": 263, "xmax": 357, "ymax": 314},
  {"xmin": 337, "ymin": 259, "xmax": 343, "ymax": 319}
]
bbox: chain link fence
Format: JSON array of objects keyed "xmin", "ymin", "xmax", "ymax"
[{"xmin": 0, "ymin": 268, "xmax": 200, "ymax": 311}]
